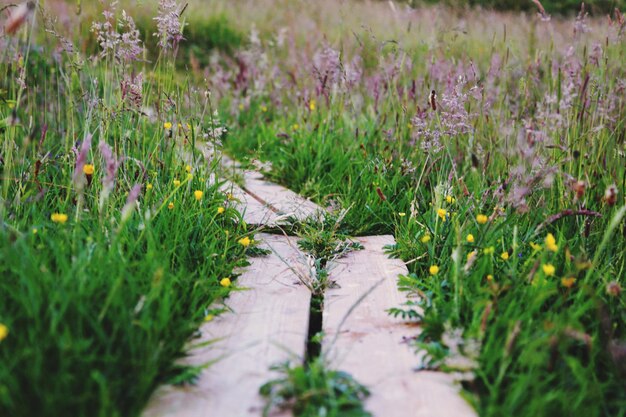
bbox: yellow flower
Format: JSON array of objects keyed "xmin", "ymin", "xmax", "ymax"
[
  {"xmin": 173, "ymin": 179, "xmax": 181, "ymax": 187},
  {"xmin": 445, "ymin": 195, "xmax": 455, "ymax": 204},
  {"xmin": 437, "ymin": 208, "xmax": 447, "ymax": 221},
  {"xmin": 194, "ymin": 190, "xmax": 203, "ymax": 201},
  {"xmin": 561, "ymin": 277, "xmax": 576, "ymax": 288},
  {"xmin": 542, "ymin": 263, "xmax": 556, "ymax": 276},
  {"xmin": 467, "ymin": 250, "xmax": 477, "ymax": 261},
  {"xmin": 204, "ymin": 314, "xmax": 214, "ymax": 322},
  {"xmin": 545, "ymin": 233, "xmax": 558, "ymax": 252},
  {"xmin": 466, "ymin": 234, "xmax": 475, "ymax": 243},
  {"xmin": 500, "ymin": 251, "xmax": 509, "ymax": 260},
  {"xmin": 486, "ymin": 274, "xmax": 494, "ymax": 281},
  {"xmin": 420, "ymin": 234, "xmax": 431, "ymax": 243},
  {"xmin": 226, "ymin": 193, "xmax": 235, "ymax": 201},
  {"xmin": 530, "ymin": 242, "xmax": 542, "ymax": 251},
  {"xmin": 398, "ymin": 212, "xmax": 406, "ymax": 217},
  {"xmin": 260, "ymin": 105, "xmax": 268, "ymax": 112},
  {"xmin": 83, "ymin": 164, "xmax": 94, "ymax": 175},
  {"xmin": 429, "ymin": 265, "xmax": 440, "ymax": 276},
  {"xmin": 51, "ymin": 213, "xmax": 68, "ymax": 224},
  {"xmin": 164, "ymin": 122, "xmax": 172, "ymax": 129},
  {"xmin": 217, "ymin": 207, "xmax": 225, "ymax": 214},
  {"xmin": 146, "ymin": 183, "xmax": 153, "ymax": 190},
  {"xmin": 483, "ymin": 246, "xmax": 495, "ymax": 255},
  {"xmin": 476, "ymin": 214, "xmax": 488, "ymax": 224},
  {"xmin": 0, "ymin": 323, "xmax": 8, "ymax": 342},
  {"xmin": 292, "ymin": 123, "xmax": 299, "ymax": 130},
  {"xmin": 32, "ymin": 228, "xmax": 38, "ymax": 234},
  {"xmin": 220, "ymin": 277, "xmax": 232, "ymax": 287},
  {"xmin": 186, "ymin": 173, "xmax": 193, "ymax": 180},
  {"xmin": 185, "ymin": 165, "xmax": 192, "ymax": 173},
  {"xmin": 309, "ymin": 99, "xmax": 316, "ymax": 111},
  {"xmin": 168, "ymin": 202, "xmax": 174, "ymax": 210},
  {"xmin": 238, "ymin": 236, "xmax": 251, "ymax": 247},
  {"xmin": 238, "ymin": 103, "xmax": 244, "ymax": 111}
]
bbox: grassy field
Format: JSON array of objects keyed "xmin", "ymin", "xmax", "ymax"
[{"xmin": 1, "ymin": 0, "xmax": 625, "ymax": 416}]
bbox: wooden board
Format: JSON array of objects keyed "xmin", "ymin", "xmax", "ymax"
[
  {"xmin": 220, "ymin": 181, "xmax": 281, "ymax": 226},
  {"xmin": 323, "ymin": 235, "xmax": 476, "ymax": 417},
  {"xmin": 143, "ymin": 234, "xmax": 311, "ymax": 417}
]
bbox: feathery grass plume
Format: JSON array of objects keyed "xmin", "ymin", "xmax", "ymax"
[
  {"xmin": 3, "ymin": 1, "xmax": 35, "ymax": 35},
  {"xmin": 154, "ymin": 0, "xmax": 184, "ymax": 51},
  {"xmin": 98, "ymin": 140, "xmax": 120, "ymax": 210},
  {"xmin": 120, "ymin": 71, "xmax": 143, "ymax": 108},
  {"xmin": 73, "ymin": 134, "xmax": 92, "ymax": 193},
  {"xmin": 91, "ymin": 3, "xmax": 143, "ymax": 62},
  {"xmin": 121, "ymin": 184, "xmax": 142, "ymax": 222}
]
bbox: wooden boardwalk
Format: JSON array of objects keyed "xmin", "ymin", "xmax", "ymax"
[{"xmin": 146, "ymin": 149, "xmax": 475, "ymax": 416}]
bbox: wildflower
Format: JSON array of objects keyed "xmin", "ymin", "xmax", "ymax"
[
  {"xmin": 445, "ymin": 195, "xmax": 455, "ymax": 204},
  {"xmin": 486, "ymin": 274, "xmax": 494, "ymax": 281},
  {"xmin": 173, "ymin": 179, "xmax": 181, "ymax": 187},
  {"xmin": 238, "ymin": 236, "xmax": 251, "ymax": 247},
  {"xmin": 501, "ymin": 251, "xmax": 510, "ymax": 260},
  {"xmin": 606, "ymin": 281, "xmax": 622, "ymax": 297},
  {"xmin": 168, "ymin": 202, "xmax": 174, "ymax": 210},
  {"xmin": 51, "ymin": 213, "xmax": 68, "ymax": 224},
  {"xmin": 83, "ymin": 164, "xmax": 95, "ymax": 175},
  {"xmin": 467, "ymin": 250, "xmax": 477, "ymax": 261},
  {"xmin": 186, "ymin": 173, "xmax": 193, "ymax": 181},
  {"xmin": 429, "ymin": 265, "xmax": 440, "ymax": 275},
  {"xmin": 309, "ymin": 99, "xmax": 316, "ymax": 111},
  {"xmin": 194, "ymin": 190, "xmax": 203, "ymax": 201},
  {"xmin": 545, "ymin": 233, "xmax": 558, "ymax": 252},
  {"xmin": 204, "ymin": 314, "xmax": 214, "ymax": 322},
  {"xmin": 398, "ymin": 212, "xmax": 406, "ymax": 217},
  {"xmin": 220, "ymin": 277, "xmax": 232, "ymax": 287},
  {"xmin": 185, "ymin": 165, "xmax": 192, "ymax": 173},
  {"xmin": 437, "ymin": 208, "xmax": 447, "ymax": 221},
  {"xmin": 476, "ymin": 214, "xmax": 488, "ymax": 224},
  {"xmin": 420, "ymin": 234, "xmax": 431, "ymax": 243},
  {"xmin": 32, "ymin": 228, "xmax": 37, "ymax": 234},
  {"xmin": 542, "ymin": 264, "xmax": 556, "ymax": 276},
  {"xmin": 146, "ymin": 183, "xmax": 153, "ymax": 190},
  {"xmin": 561, "ymin": 277, "xmax": 576, "ymax": 288},
  {"xmin": 466, "ymin": 234, "xmax": 475, "ymax": 243},
  {"xmin": 217, "ymin": 207, "xmax": 225, "ymax": 214},
  {"xmin": 154, "ymin": 0, "xmax": 184, "ymax": 50},
  {"xmin": 260, "ymin": 105, "xmax": 268, "ymax": 112},
  {"xmin": 530, "ymin": 242, "xmax": 542, "ymax": 251},
  {"xmin": 292, "ymin": 123, "xmax": 299, "ymax": 130},
  {"xmin": 164, "ymin": 122, "xmax": 173, "ymax": 130},
  {"xmin": 0, "ymin": 323, "xmax": 8, "ymax": 342},
  {"xmin": 226, "ymin": 193, "xmax": 235, "ymax": 201},
  {"xmin": 483, "ymin": 246, "xmax": 495, "ymax": 255}
]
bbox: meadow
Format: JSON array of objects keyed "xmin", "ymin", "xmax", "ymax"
[{"xmin": 1, "ymin": 0, "xmax": 625, "ymax": 416}]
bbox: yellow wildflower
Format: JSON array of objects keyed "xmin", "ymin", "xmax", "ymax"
[
  {"xmin": 500, "ymin": 251, "xmax": 509, "ymax": 260},
  {"xmin": 420, "ymin": 234, "xmax": 431, "ymax": 243},
  {"xmin": 437, "ymin": 208, "xmax": 447, "ymax": 221},
  {"xmin": 146, "ymin": 183, "xmax": 153, "ymax": 190},
  {"xmin": 238, "ymin": 103, "xmax": 244, "ymax": 111},
  {"xmin": 217, "ymin": 207, "xmax": 225, "ymax": 214},
  {"xmin": 530, "ymin": 242, "xmax": 542, "ymax": 251},
  {"xmin": 292, "ymin": 123, "xmax": 299, "ymax": 130},
  {"xmin": 260, "ymin": 105, "xmax": 268, "ymax": 112},
  {"xmin": 204, "ymin": 314, "xmax": 214, "ymax": 322},
  {"xmin": 0, "ymin": 324, "xmax": 8, "ymax": 342},
  {"xmin": 173, "ymin": 179, "xmax": 181, "ymax": 187},
  {"xmin": 163, "ymin": 122, "xmax": 172, "ymax": 129},
  {"xmin": 32, "ymin": 228, "xmax": 38, "ymax": 234},
  {"xmin": 483, "ymin": 246, "xmax": 495, "ymax": 255},
  {"xmin": 445, "ymin": 195, "xmax": 455, "ymax": 204},
  {"xmin": 561, "ymin": 277, "xmax": 576, "ymax": 288},
  {"xmin": 238, "ymin": 236, "xmax": 251, "ymax": 247},
  {"xmin": 486, "ymin": 274, "xmax": 494, "ymax": 281},
  {"xmin": 51, "ymin": 213, "xmax": 68, "ymax": 224},
  {"xmin": 194, "ymin": 190, "xmax": 203, "ymax": 201},
  {"xmin": 545, "ymin": 233, "xmax": 558, "ymax": 252},
  {"xmin": 220, "ymin": 277, "xmax": 232, "ymax": 287},
  {"xmin": 83, "ymin": 164, "xmax": 94, "ymax": 175},
  {"xmin": 429, "ymin": 265, "xmax": 440, "ymax": 276},
  {"xmin": 466, "ymin": 234, "xmax": 475, "ymax": 243},
  {"xmin": 542, "ymin": 264, "xmax": 556, "ymax": 276},
  {"xmin": 185, "ymin": 165, "xmax": 192, "ymax": 173},
  {"xmin": 168, "ymin": 202, "xmax": 174, "ymax": 210},
  {"xmin": 476, "ymin": 214, "xmax": 488, "ymax": 224},
  {"xmin": 309, "ymin": 99, "xmax": 316, "ymax": 111},
  {"xmin": 398, "ymin": 212, "xmax": 406, "ymax": 217}
]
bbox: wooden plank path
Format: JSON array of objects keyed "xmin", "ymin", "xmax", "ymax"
[
  {"xmin": 323, "ymin": 235, "xmax": 476, "ymax": 417},
  {"xmin": 143, "ymin": 234, "xmax": 311, "ymax": 417}
]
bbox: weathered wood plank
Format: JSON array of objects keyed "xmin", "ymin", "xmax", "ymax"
[
  {"xmin": 143, "ymin": 234, "xmax": 311, "ymax": 417},
  {"xmin": 220, "ymin": 181, "xmax": 281, "ymax": 226},
  {"xmin": 323, "ymin": 235, "xmax": 476, "ymax": 417},
  {"xmin": 241, "ymin": 171, "xmax": 323, "ymax": 222}
]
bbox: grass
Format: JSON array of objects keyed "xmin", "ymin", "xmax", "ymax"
[{"xmin": 1, "ymin": 0, "xmax": 626, "ymax": 416}]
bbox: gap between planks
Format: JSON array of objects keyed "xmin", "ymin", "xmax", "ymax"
[
  {"xmin": 143, "ymin": 234, "xmax": 311, "ymax": 417},
  {"xmin": 323, "ymin": 235, "xmax": 477, "ymax": 417}
]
